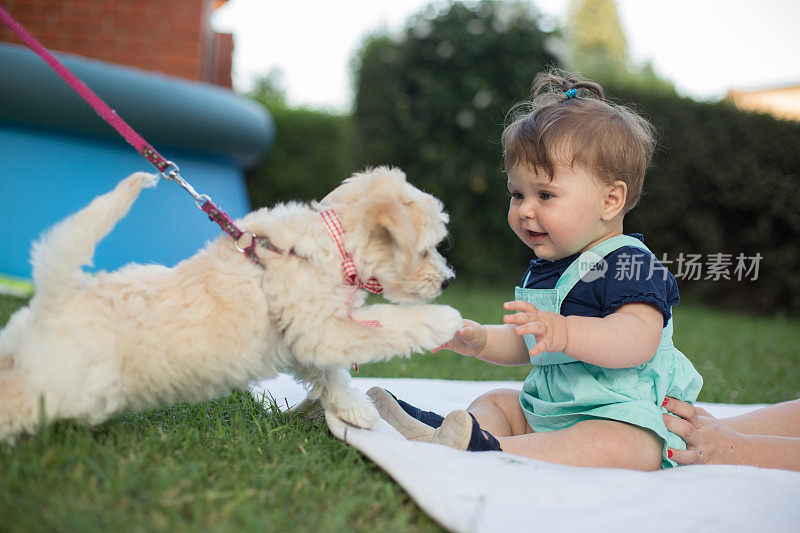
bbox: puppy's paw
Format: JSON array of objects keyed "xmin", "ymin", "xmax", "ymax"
[
  {"xmin": 328, "ymin": 396, "xmax": 380, "ymax": 429},
  {"xmin": 417, "ymin": 304, "xmax": 463, "ymax": 349}
]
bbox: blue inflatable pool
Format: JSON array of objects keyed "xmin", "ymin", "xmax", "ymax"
[{"xmin": 0, "ymin": 43, "xmax": 274, "ymax": 295}]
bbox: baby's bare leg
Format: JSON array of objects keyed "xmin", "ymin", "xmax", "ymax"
[
  {"xmin": 467, "ymin": 388, "xmax": 531, "ymax": 437},
  {"xmin": 467, "ymin": 390, "xmax": 662, "ymax": 470},
  {"xmin": 498, "ymin": 419, "xmax": 663, "ymax": 471}
]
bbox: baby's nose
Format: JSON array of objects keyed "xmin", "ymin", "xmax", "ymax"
[{"xmin": 518, "ymin": 200, "xmax": 536, "ymax": 218}]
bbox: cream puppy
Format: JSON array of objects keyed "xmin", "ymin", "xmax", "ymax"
[{"xmin": 0, "ymin": 167, "xmax": 461, "ymax": 442}]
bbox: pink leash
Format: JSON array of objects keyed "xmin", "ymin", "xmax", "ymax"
[
  {"xmin": 0, "ymin": 4, "xmax": 261, "ymax": 266},
  {"xmin": 1, "ymin": 5, "xmax": 384, "ymax": 337}
]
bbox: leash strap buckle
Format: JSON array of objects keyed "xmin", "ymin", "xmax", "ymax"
[{"xmin": 159, "ymin": 161, "xmax": 206, "ymax": 207}]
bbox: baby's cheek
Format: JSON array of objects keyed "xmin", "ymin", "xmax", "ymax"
[{"xmin": 507, "ymin": 209, "xmax": 525, "ymax": 239}]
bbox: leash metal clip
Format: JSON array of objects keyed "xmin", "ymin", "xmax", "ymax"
[{"xmin": 160, "ymin": 160, "xmax": 207, "ymax": 209}]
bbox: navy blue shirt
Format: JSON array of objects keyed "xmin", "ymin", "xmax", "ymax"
[{"xmin": 520, "ymin": 234, "xmax": 679, "ymax": 326}]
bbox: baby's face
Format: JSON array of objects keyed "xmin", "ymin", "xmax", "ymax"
[{"xmin": 506, "ymin": 163, "xmax": 618, "ymax": 261}]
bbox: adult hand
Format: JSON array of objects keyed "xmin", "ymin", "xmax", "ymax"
[
  {"xmin": 662, "ymin": 396, "xmax": 746, "ymax": 466},
  {"xmin": 432, "ymin": 319, "xmax": 487, "ymax": 357},
  {"xmin": 502, "ymin": 300, "xmax": 567, "ymax": 358}
]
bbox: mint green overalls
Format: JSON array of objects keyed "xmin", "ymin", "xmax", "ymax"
[{"xmin": 516, "ymin": 235, "xmax": 703, "ymax": 468}]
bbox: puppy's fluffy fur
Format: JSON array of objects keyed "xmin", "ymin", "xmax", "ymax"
[{"xmin": 0, "ymin": 167, "xmax": 462, "ymax": 442}]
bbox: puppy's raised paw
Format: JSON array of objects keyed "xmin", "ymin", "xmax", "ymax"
[{"xmin": 420, "ymin": 304, "xmax": 462, "ymax": 348}]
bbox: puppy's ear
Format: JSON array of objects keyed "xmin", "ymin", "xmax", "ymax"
[{"xmin": 366, "ymin": 199, "xmax": 418, "ymax": 260}]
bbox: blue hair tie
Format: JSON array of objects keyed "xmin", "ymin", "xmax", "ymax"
[{"xmin": 565, "ymin": 88, "xmax": 577, "ymax": 99}]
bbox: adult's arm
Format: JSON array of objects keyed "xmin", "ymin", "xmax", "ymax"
[{"xmin": 663, "ymin": 397, "xmax": 800, "ymax": 471}]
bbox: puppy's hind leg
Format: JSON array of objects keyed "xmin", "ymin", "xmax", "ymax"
[
  {"xmin": 0, "ymin": 368, "xmax": 42, "ymax": 444},
  {"xmin": 298, "ymin": 366, "xmax": 380, "ymax": 429},
  {"xmin": 30, "ymin": 172, "xmax": 158, "ymax": 304}
]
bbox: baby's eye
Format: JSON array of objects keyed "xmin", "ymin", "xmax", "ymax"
[
  {"xmin": 539, "ymin": 191, "xmax": 554, "ymax": 201},
  {"xmin": 507, "ymin": 190, "xmax": 523, "ymax": 200}
]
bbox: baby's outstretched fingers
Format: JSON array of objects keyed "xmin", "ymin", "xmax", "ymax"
[
  {"xmin": 529, "ymin": 344, "xmax": 547, "ymax": 358},
  {"xmin": 503, "ymin": 300, "xmax": 538, "ymax": 313},
  {"xmin": 431, "ymin": 319, "xmax": 486, "ymax": 357},
  {"xmin": 503, "ymin": 313, "xmax": 532, "ymax": 326},
  {"xmin": 458, "ymin": 322, "xmax": 479, "ymax": 338},
  {"xmin": 431, "ymin": 335, "xmax": 459, "ymax": 353},
  {"xmin": 502, "ymin": 301, "xmax": 539, "ymax": 327},
  {"xmin": 513, "ymin": 321, "xmax": 547, "ymax": 337}
]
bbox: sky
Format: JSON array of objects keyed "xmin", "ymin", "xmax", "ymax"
[{"xmin": 212, "ymin": 0, "xmax": 800, "ymax": 112}]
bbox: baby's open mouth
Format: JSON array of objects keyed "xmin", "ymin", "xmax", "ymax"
[{"xmin": 527, "ymin": 230, "xmax": 548, "ymax": 244}]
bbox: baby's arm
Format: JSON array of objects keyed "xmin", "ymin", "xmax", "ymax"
[
  {"xmin": 503, "ymin": 301, "xmax": 662, "ymax": 368},
  {"xmin": 432, "ymin": 319, "xmax": 530, "ymax": 366}
]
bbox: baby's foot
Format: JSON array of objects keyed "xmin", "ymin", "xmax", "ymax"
[
  {"xmin": 432, "ymin": 410, "xmax": 503, "ymax": 452},
  {"xmin": 367, "ymin": 387, "xmax": 439, "ymax": 441}
]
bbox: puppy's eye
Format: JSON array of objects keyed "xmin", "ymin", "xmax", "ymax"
[{"xmin": 436, "ymin": 236, "xmax": 452, "ymax": 255}]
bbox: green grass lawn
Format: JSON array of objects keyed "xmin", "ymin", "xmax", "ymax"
[{"xmin": 1, "ymin": 283, "xmax": 798, "ymax": 531}]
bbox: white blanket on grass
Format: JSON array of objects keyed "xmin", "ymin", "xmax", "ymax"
[{"xmin": 250, "ymin": 375, "xmax": 800, "ymax": 533}]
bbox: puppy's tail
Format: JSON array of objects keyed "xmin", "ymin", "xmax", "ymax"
[{"xmin": 30, "ymin": 172, "xmax": 158, "ymax": 303}]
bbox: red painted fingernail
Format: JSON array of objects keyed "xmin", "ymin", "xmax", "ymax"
[
  {"xmin": 662, "ymin": 398, "xmax": 669, "ymax": 406},
  {"xmin": 667, "ymin": 449, "xmax": 673, "ymax": 458}
]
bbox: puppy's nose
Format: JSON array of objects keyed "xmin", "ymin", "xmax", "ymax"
[{"xmin": 441, "ymin": 278, "xmax": 450, "ymax": 290}]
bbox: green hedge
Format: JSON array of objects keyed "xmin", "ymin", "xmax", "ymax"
[
  {"xmin": 353, "ymin": 1, "xmax": 558, "ymax": 284},
  {"xmin": 349, "ymin": 1, "xmax": 800, "ymax": 314},
  {"xmin": 245, "ymin": 101, "xmax": 359, "ymax": 207},
  {"xmin": 242, "ymin": 2, "xmax": 800, "ymax": 314},
  {"xmin": 615, "ymin": 86, "xmax": 800, "ymax": 313}
]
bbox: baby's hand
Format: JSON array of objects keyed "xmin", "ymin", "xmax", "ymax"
[
  {"xmin": 503, "ymin": 300, "xmax": 568, "ymax": 358},
  {"xmin": 431, "ymin": 319, "xmax": 487, "ymax": 357}
]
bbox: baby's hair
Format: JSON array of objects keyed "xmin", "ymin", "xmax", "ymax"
[{"xmin": 502, "ymin": 69, "xmax": 656, "ymax": 213}]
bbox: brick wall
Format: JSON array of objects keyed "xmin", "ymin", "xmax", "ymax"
[
  {"xmin": 727, "ymin": 86, "xmax": 800, "ymax": 122},
  {"xmin": 0, "ymin": 0, "xmax": 232, "ymax": 87},
  {"xmin": 209, "ymin": 31, "xmax": 234, "ymax": 88}
]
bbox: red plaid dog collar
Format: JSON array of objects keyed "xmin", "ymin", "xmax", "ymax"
[{"xmin": 319, "ymin": 209, "xmax": 383, "ymax": 294}]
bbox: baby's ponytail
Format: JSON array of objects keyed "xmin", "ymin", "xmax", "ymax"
[{"xmin": 530, "ymin": 69, "xmax": 605, "ymax": 105}]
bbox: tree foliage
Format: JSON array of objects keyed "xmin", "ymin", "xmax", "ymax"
[
  {"xmin": 565, "ymin": 0, "xmax": 628, "ymax": 78},
  {"xmin": 615, "ymin": 85, "xmax": 800, "ymax": 313},
  {"xmin": 245, "ymin": 81, "xmax": 358, "ymax": 207},
  {"xmin": 565, "ymin": 0, "xmax": 675, "ymax": 94},
  {"xmin": 353, "ymin": 0, "xmax": 558, "ymax": 280},
  {"xmin": 241, "ymin": 0, "xmax": 800, "ymax": 314},
  {"xmin": 349, "ymin": 0, "xmax": 800, "ymax": 313}
]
